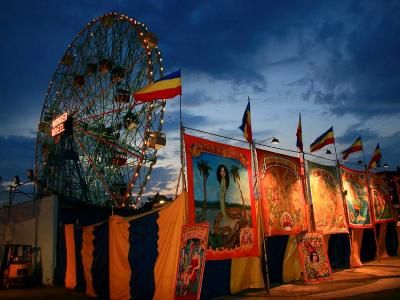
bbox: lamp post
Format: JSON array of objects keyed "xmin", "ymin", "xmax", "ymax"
[{"xmin": 257, "ymin": 136, "xmax": 280, "ymax": 145}]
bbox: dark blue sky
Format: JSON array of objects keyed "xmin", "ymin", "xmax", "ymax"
[{"xmin": 1, "ymin": 0, "xmax": 400, "ymax": 201}]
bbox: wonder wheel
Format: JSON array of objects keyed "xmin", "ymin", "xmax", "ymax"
[{"xmin": 35, "ymin": 12, "xmax": 166, "ymax": 207}]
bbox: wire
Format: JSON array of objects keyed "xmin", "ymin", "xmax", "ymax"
[{"xmin": 183, "ymin": 125, "xmax": 363, "ymax": 166}]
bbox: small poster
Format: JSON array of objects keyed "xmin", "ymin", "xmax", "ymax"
[
  {"xmin": 184, "ymin": 134, "xmax": 259, "ymax": 260},
  {"xmin": 297, "ymin": 232, "xmax": 333, "ymax": 283},
  {"xmin": 174, "ymin": 223, "xmax": 209, "ymax": 300}
]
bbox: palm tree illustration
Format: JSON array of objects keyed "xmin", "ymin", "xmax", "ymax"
[
  {"xmin": 230, "ymin": 165, "xmax": 247, "ymax": 222},
  {"xmin": 197, "ymin": 159, "xmax": 211, "ymax": 221}
]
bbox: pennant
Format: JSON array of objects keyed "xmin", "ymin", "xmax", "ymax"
[
  {"xmin": 342, "ymin": 136, "xmax": 363, "ymax": 160},
  {"xmin": 239, "ymin": 98, "xmax": 253, "ymax": 143},
  {"xmin": 133, "ymin": 70, "xmax": 182, "ymax": 101},
  {"xmin": 296, "ymin": 113, "xmax": 303, "ymax": 152},
  {"xmin": 368, "ymin": 144, "xmax": 382, "ymax": 169},
  {"xmin": 310, "ymin": 127, "xmax": 335, "ymax": 152}
]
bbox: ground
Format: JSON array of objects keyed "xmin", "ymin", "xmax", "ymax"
[{"xmin": 0, "ymin": 257, "xmax": 399, "ymax": 299}]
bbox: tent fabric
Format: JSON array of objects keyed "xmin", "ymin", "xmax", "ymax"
[
  {"xmin": 386, "ymin": 221, "xmax": 399, "ymax": 256},
  {"xmin": 154, "ymin": 192, "xmax": 186, "ymax": 300},
  {"xmin": 327, "ymin": 233, "xmax": 350, "ymax": 269},
  {"xmin": 54, "ymin": 221, "xmax": 67, "ymax": 286},
  {"xmin": 109, "ymin": 216, "xmax": 130, "ymax": 300},
  {"xmin": 377, "ymin": 223, "xmax": 389, "ymax": 259},
  {"xmin": 65, "ymin": 224, "xmax": 77, "ymax": 289},
  {"xmin": 266, "ymin": 235, "xmax": 289, "ymax": 283},
  {"xmin": 81, "ymin": 225, "xmax": 96, "ymax": 297},
  {"xmin": 282, "ymin": 235, "xmax": 301, "ymax": 282},
  {"xmin": 129, "ymin": 212, "xmax": 159, "ymax": 300},
  {"xmin": 74, "ymin": 227, "xmax": 86, "ymax": 292},
  {"xmin": 200, "ymin": 260, "xmax": 231, "ymax": 299},
  {"xmin": 230, "ymin": 201, "xmax": 264, "ymax": 292},
  {"xmin": 92, "ymin": 221, "xmax": 109, "ymax": 300},
  {"xmin": 350, "ymin": 228, "xmax": 363, "ymax": 267},
  {"xmin": 360, "ymin": 228, "xmax": 377, "ymax": 262}
]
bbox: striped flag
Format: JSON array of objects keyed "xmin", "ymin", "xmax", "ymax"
[
  {"xmin": 296, "ymin": 113, "xmax": 303, "ymax": 152},
  {"xmin": 239, "ymin": 98, "xmax": 253, "ymax": 143},
  {"xmin": 310, "ymin": 127, "xmax": 335, "ymax": 152},
  {"xmin": 368, "ymin": 144, "xmax": 382, "ymax": 169},
  {"xmin": 133, "ymin": 70, "xmax": 182, "ymax": 101},
  {"xmin": 342, "ymin": 136, "xmax": 363, "ymax": 160}
]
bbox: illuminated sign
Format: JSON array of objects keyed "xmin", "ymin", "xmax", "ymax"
[{"xmin": 51, "ymin": 112, "xmax": 68, "ymax": 137}]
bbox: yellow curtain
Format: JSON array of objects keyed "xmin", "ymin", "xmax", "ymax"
[
  {"xmin": 282, "ymin": 235, "xmax": 302, "ymax": 282},
  {"xmin": 81, "ymin": 225, "xmax": 97, "ymax": 297},
  {"xmin": 230, "ymin": 200, "xmax": 264, "ymax": 293},
  {"xmin": 350, "ymin": 228, "xmax": 363, "ymax": 267},
  {"xmin": 65, "ymin": 224, "xmax": 76, "ymax": 289},
  {"xmin": 109, "ymin": 215, "xmax": 131, "ymax": 300},
  {"xmin": 377, "ymin": 223, "xmax": 389, "ymax": 259},
  {"xmin": 153, "ymin": 192, "xmax": 187, "ymax": 300}
]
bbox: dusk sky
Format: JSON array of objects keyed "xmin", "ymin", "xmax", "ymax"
[{"xmin": 1, "ymin": 0, "xmax": 400, "ymax": 204}]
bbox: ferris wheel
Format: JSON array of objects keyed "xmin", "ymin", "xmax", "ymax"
[{"xmin": 35, "ymin": 12, "xmax": 167, "ymax": 208}]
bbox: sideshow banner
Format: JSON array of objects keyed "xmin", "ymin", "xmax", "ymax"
[
  {"xmin": 307, "ymin": 161, "xmax": 348, "ymax": 234},
  {"xmin": 184, "ymin": 134, "xmax": 259, "ymax": 260},
  {"xmin": 340, "ymin": 166, "xmax": 373, "ymax": 228},
  {"xmin": 256, "ymin": 149, "xmax": 308, "ymax": 236},
  {"xmin": 174, "ymin": 223, "xmax": 209, "ymax": 300},
  {"xmin": 369, "ymin": 173, "xmax": 394, "ymax": 223},
  {"xmin": 297, "ymin": 232, "xmax": 333, "ymax": 283}
]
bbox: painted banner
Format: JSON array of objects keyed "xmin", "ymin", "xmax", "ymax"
[
  {"xmin": 340, "ymin": 166, "xmax": 373, "ymax": 228},
  {"xmin": 256, "ymin": 149, "xmax": 308, "ymax": 236},
  {"xmin": 297, "ymin": 232, "xmax": 333, "ymax": 283},
  {"xmin": 307, "ymin": 161, "xmax": 348, "ymax": 234},
  {"xmin": 174, "ymin": 223, "xmax": 209, "ymax": 300},
  {"xmin": 369, "ymin": 173, "xmax": 394, "ymax": 223},
  {"xmin": 184, "ymin": 134, "xmax": 259, "ymax": 260}
]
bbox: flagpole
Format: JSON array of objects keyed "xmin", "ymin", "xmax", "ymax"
[
  {"xmin": 179, "ymin": 94, "xmax": 187, "ymax": 193},
  {"xmin": 251, "ymin": 142, "xmax": 271, "ymax": 294},
  {"xmin": 246, "ymin": 96, "xmax": 270, "ymax": 294}
]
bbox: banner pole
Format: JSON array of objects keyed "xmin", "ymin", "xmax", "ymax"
[
  {"xmin": 251, "ymin": 143, "xmax": 270, "ymax": 293},
  {"xmin": 180, "ymin": 94, "xmax": 187, "ymax": 192}
]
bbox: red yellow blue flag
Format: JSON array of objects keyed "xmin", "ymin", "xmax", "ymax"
[
  {"xmin": 133, "ymin": 70, "xmax": 182, "ymax": 101},
  {"xmin": 310, "ymin": 127, "xmax": 335, "ymax": 152},
  {"xmin": 368, "ymin": 144, "xmax": 382, "ymax": 169},
  {"xmin": 342, "ymin": 136, "xmax": 363, "ymax": 160},
  {"xmin": 239, "ymin": 98, "xmax": 253, "ymax": 143}
]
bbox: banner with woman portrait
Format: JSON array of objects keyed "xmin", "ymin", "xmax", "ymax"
[
  {"xmin": 307, "ymin": 161, "xmax": 348, "ymax": 234},
  {"xmin": 174, "ymin": 223, "xmax": 209, "ymax": 300},
  {"xmin": 184, "ymin": 134, "xmax": 259, "ymax": 260},
  {"xmin": 340, "ymin": 166, "xmax": 373, "ymax": 228},
  {"xmin": 297, "ymin": 232, "xmax": 333, "ymax": 283},
  {"xmin": 256, "ymin": 149, "xmax": 308, "ymax": 236},
  {"xmin": 369, "ymin": 173, "xmax": 394, "ymax": 223}
]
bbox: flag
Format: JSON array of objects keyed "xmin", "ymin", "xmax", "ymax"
[
  {"xmin": 296, "ymin": 113, "xmax": 303, "ymax": 152},
  {"xmin": 239, "ymin": 98, "xmax": 253, "ymax": 143},
  {"xmin": 368, "ymin": 144, "xmax": 382, "ymax": 169},
  {"xmin": 133, "ymin": 70, "xmax": 182, "ymax": 101},
  {"xmin": 342, "ymin": 136, "xmax": 363, "ymax": 160},
  {"xmin": 310, "ymin": 127, "xmax": 335, "ymax": 152}
]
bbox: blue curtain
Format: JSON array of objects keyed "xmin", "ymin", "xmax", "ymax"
[
  {"xmin": 266, "ymin": 235, "xmax": 288, "ymax": 283},
  {"xmin": 328, "ymin": 233, "xmax": 350, "ymax": 269},
  {"xmin": 92, "ymin": 221, "xmax": 109, "ymax": 299},
  {"xmin": 201, "ymin": 260, "xmax": 231, "ymax": 299},
  {"xmin": 129, "ymin": 213, "xmax": 159, "ymax": 300}
]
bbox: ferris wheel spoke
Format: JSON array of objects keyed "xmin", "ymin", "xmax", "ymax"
[
  {"xmin": 79, "ymin": 127, "xmax": 141, "ymax": 159},
  {"xmin": 74, "ymin": 102, "xmax": 136, "ymax": 123},
  {"xmin": 73, "ymin": 135, "xmax": 116, "ymax": 205}
]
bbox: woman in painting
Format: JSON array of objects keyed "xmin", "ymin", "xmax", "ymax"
[
  {"xmin": 215, "ymin": 165, "xmax": 240, "ymax": 247},
  {"xmin": 217, "ymin": 165, "xmax": 230, "ymax": 219}
]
